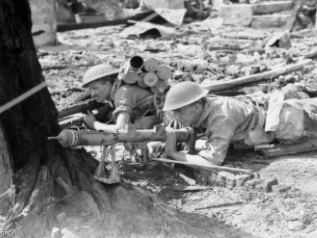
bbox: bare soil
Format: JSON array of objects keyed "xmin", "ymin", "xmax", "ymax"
[{"xmin": 38, "ymin": 21, "xmax": 317, "ymax": 238}]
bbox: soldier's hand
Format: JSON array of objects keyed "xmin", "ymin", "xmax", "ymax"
[
  {"xmin": 165, "ymin": 127, "xmax": 177, "ymax": 155},
  {"xmin": 83, "ymin": 111, "xmax": 96, "ymax": 129}
]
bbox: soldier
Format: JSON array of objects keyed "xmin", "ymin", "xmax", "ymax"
[
  {"xmin": 162, "ymin": 81, "xmax": 317, "ymax": 166},
  {"xmin": 82, "ymin": 64, "xmax": 159, "ymax": 132}
]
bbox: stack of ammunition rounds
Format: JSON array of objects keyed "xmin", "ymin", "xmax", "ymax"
[{"xmin": 118, "ymin": 56, "xmax": 171, "ymax": 93}]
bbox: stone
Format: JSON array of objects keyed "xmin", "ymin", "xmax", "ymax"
[
  {"xmin": 219, "ymin": 2, "xmax": 293, "ymax": 26},
  {"xmin": 56, "ymin": 212, "xmax": 66, "ymax": 223},
  {"xmin": 251, "ymin": 14, "xmax": 292, "ymax": 28},
  {"xmin": 272, "ymin": 184, "xmax": 291, "ymax": 193},
  {"xmin": 252, "ymin": 1, "xmax": 293, "ymax": 15},
  {"xmin": 263, "ymin": 178, "xmax": 278, "ymax": 193},
  {"xmin": 30, "ymin": 0, "xmax": 57, "ymax": 46},
  {"xmin": 288, "ymin": 220, "xmax": 305, "ymax": 231},
  {"xmin": 236, "ymin": 174, "xmax": 254, "ymax": 187},
  {"xmin": 219, "ymin": 5, "xmax": 253, "ymax": 26},
  {"xmin": 265, "ymin": 31, "xmax": 292, "ymax": 49}
]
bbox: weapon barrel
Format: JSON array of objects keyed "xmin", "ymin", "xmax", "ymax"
[
  {"xmin": 49, "ymin": 126, "xmax": 190, "ymax": 147},
  {"xmin": 58, "ymin": 100, "xmax": 106, "ymax": 118}
]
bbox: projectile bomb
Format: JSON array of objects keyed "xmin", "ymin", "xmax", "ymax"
[
  {"xmin": 144, "ymin": 58, "xmax": 159, "ymax": 72},
  {"xmin": 137, "ymin": 74, "xmax": 148, "ymax": 88},
  {"xmin": 154, "ymin": 80, "xmax": 169, "ymax": 93},
  {"xmin": 129, "ymin": 55, "xmax": 144, "ymax": 70},
  {"xmin": 143, "ymin": 72, "xmax": 159, "ymax": 87},
  {"xmin": 157, "ymin": 65, "xmax": 172, "ymax": 81}
]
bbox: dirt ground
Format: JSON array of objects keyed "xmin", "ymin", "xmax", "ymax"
[{"xmin": 39, "ymin": 20, "xmax": 317, "ymax": 238}]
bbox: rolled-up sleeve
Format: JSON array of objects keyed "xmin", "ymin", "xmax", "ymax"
[
  {"xmin": 113, "ymin": 86, "xmax": 133, "ymax": 117},
  {"xmin": 197, "ymin": 99, "xmax": 240, "ymax": 165},
  {"xmin": 199, "ymin": 115, "xmax": 236, "ymax": 165}
]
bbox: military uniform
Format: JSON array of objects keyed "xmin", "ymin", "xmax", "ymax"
[
  {"xmin": 112, "ymin": 84, "xmax": 159, "ymax": 129},
  {"xmin": 191, "ymin": 95, "xmax": 317, "ymax": 165}
]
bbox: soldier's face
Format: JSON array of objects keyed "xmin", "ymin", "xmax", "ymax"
[
  {"xmin": 88, "ymin": 80, "xmax": 112, "ymax": 102},
  {"xmin": 172, "ymin": 104, "xmax": 200, "ymax": 127}
]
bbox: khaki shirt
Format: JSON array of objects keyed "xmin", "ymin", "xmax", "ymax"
[
  {"xmin": 112, "ymin": 84, "xmax": 158, "ymax": 128},
  {"xmin": 193, "ymin": 96, "xmax": 259, "ymax": 165}
]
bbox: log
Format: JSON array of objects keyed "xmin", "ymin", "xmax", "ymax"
[
  {"xmin": 151, "ymin": 158, "xmax": 253, "ymax": 174},
  {"xmin": 202, "ymin": 59, "xmax": 312, "ymax": 92},
  {"xmin": 56, "ymin": 10, "xmax": 153, "ymax": 32},
  {"xmin": 256, "ymin": 140, "xmax": 317, "ymax": 157}
]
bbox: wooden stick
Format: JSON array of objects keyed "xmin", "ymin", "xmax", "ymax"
[
  {"xmin": 202, "ymin": 59, "xmax": 312, "ymax": 92},
  {"xmin": 151, "ymin": 158, "xmax": 252, "ymax": 174},
  {"xmin": 0, "ymin": 81, "xmax": 46, "ymax": 114}
]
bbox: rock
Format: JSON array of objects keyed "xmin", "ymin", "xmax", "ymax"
[
  {"xmin": 288, "ymin": 220, "xmax": 305, "ymax": 231},
  {"xmin": 251, "ymin": 14, "xmax": 291, "ymax": 28},
  {"xmin": 272, "ymin": 184, "xmax": 291, "ymax": 193},
  {"xmin": 252, "ymin": 1, "xmax": 293, "ymax": 15},
  {"xmin": 219, "ymin": 5, "xmax": 253, "ymax": 26},
  {"xmin": 56, "ymin": 212, "xmax": 66, "ymax": 223},
  {"xmin": 263, "ymin": 178, "xmax": 278, "ymax": 193},
  {"xmin": 51, "ymin": 227, "xmax": 62, "ymax": 238},
  {"xmin": 236, "ymin": 174, "xmax": 254, "ymax": 187},
  {"xmin": 265, "ymin": 31, "xmax": 292, "ymax": 49}
]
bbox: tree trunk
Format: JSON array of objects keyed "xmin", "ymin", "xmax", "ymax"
[{"xmin": 0, "ymin": 1, "xmax": 214, "ymax": 237}]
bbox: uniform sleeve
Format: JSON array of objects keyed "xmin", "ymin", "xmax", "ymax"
[
  {"xmin": 112, "ymin": 86, "xmax": 134, "ymax": 117},
  {"xmin": 198, "ymin": 102, "xmax": 238, "ymax": 165}
]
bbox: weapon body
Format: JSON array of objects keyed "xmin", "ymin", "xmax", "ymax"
[
  {"xmin": 49, "ymin": 125, "xmax": 191, "ymax": 147},
  {"xmin": 49, "ymin": 126, "xmax": 253, "ymax": 174}
]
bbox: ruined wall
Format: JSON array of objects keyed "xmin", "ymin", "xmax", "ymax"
[
  {"xmin": 84, "ymin": 0, "xmax": 124, "ymax": 20},
  {"xmin": 30, "ymin": 0, "xmax": 56, "ymax": 46}
]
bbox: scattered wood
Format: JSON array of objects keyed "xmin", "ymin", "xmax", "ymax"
[
  {"xmin": 179, "ymin": 173, "xmax": 196, "ymax": 185},
  {"xmin": 220, "ymin": 33, "xmax": 267, "ymax": 41},
  {"xmin": 304, "ymin": 48, "xmax": 317, "ymax": 59},
  {"xmin": 195, "ymin": 201, "xmax": 244, "ymax": 210},
  {"xmin": 151, "ymin": 158, "xmax": 253, "ymax": 174},
  {"xmin": 172, "ymin": 184, "xmax": 209, "ymax": 192},
  {"xmin": 202, "ymin": 59, "xmax": 312, "ymax": 92},
  {"xmin": 41, "ymin": 63, "xmax": 94, "ymax": 71}
]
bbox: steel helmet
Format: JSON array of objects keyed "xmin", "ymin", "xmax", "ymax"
[
  {"xmin": 82, "ymin": 64, "xmax": 119, "ymax": 88},
  {"xmin": 163, "ymin": 81, "xmax": 208, "ymax": 111}
]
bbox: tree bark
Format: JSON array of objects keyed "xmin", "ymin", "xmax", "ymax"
[{"xmin": 0, "ymin": 1, "xmax": 224, "ymax": 237}]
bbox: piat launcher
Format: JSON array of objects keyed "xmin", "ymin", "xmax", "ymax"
[
  {"xmin": 48, "ymin": 125, "xmax": 253, "ymax": 176},
  {"xmin": 48, "ymin": 124, "xmax": 191, "ymax": 147}
]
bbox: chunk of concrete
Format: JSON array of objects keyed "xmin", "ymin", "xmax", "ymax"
[
  {"xmin": 220, "ymin": 2, "xmax": 293, "ymax": 26},
  {"xmin": 253, "ymin": 1, "xmax": 293, "ymax": 15},
  {"xmin": 30, "ymin": 0, "xmax": 57, "ymax": 46},
  {"xmin": 219, "ymin": 5, "xmax": 253, "ymax": 26},
  {"xmin": 251, "ymin": 14, "xmax": 292, "ymax": 28}
]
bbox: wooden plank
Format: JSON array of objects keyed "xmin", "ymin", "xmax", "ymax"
[
  {"xmin": 151, "ymin": 158, "xmax": 253, "ymax": 174},
  {"xmin": 202, "ymin": 59, "xmax": 312, "ymax": 92}
]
